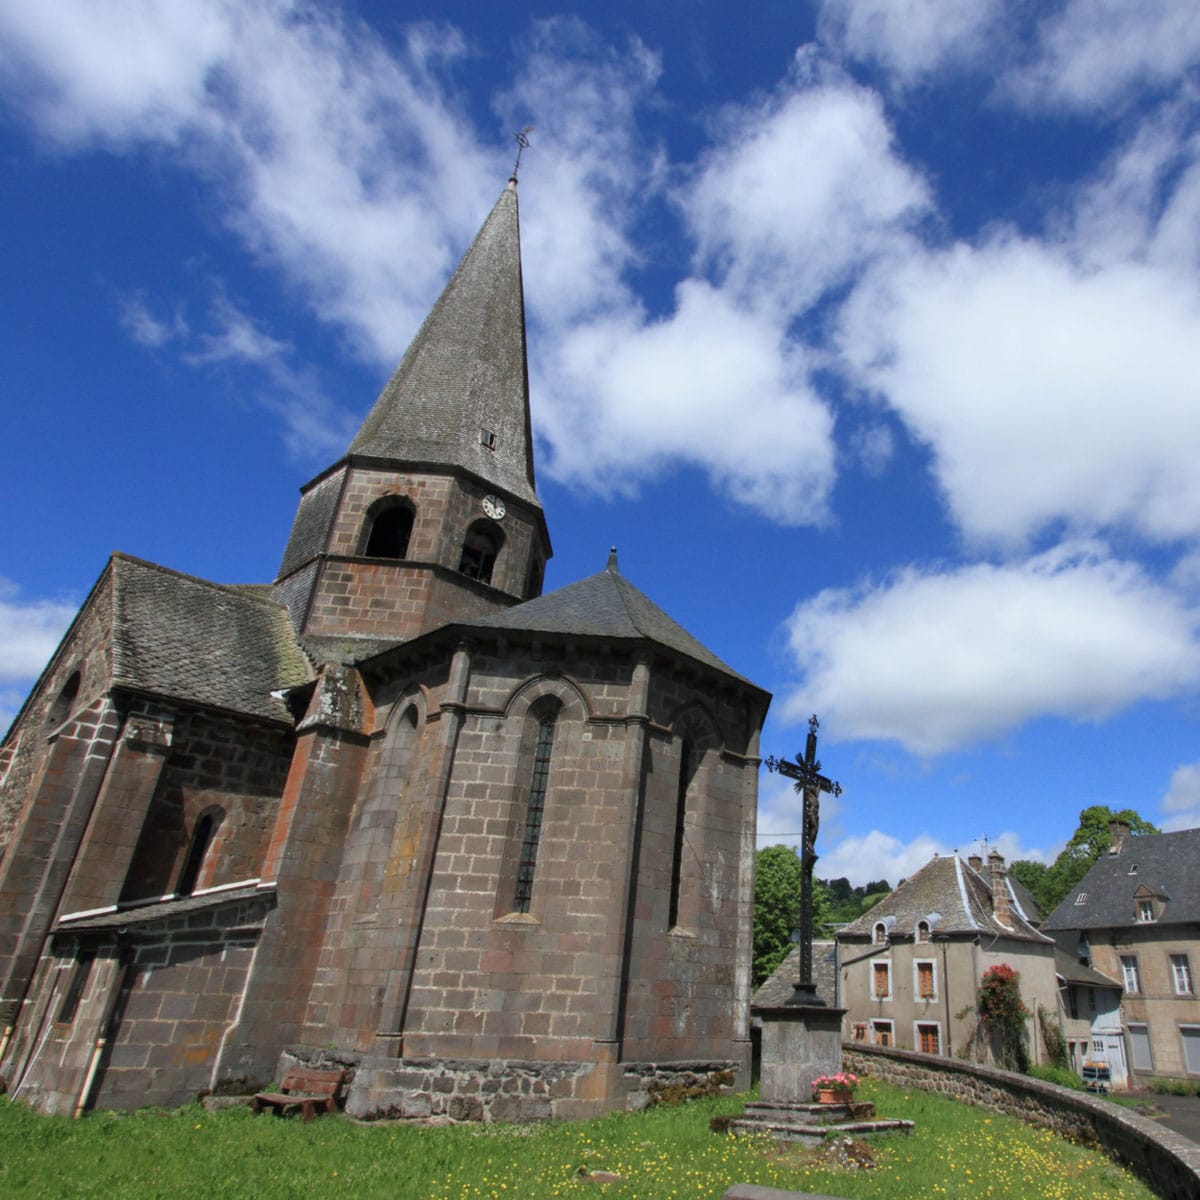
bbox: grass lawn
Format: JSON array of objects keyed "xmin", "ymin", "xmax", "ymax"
[{"xmin": 0, "ymin": 1078, "xmax": 1155, "ymax": 1199}]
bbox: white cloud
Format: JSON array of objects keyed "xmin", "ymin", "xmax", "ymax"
[
  {"xmin": 1006, "ymin": 1, "xmax": 1200, "ymax": 113},
  {"xmin": 817, "ymin": 830, "xmax": 946, "ymax": 889},
  {"xmin": 683, "ymin": 63, "xmax": 931, "ymax": 315},
  {"xmin": 840, "ymin": 234, "xmax": 1200, "ymax": 547},
  {"xmin": 1161, "ymin": 761, "xmax": 1200, "ymax": 831},
  {"xmin": 782, "ymin": 543, "xmax": 1200, "ymax": 755},
  {"xmin": 817, "ymin": 0, "xmax": 1007, "ymax": 86},
  {"xmin": 0, "ymin": 580, "xmax": 77, "ymax": 683}
]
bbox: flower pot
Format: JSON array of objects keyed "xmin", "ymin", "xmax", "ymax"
[{"xmin": 816, "ymin": 1088, "xmax": 851, "ymax": 1104}]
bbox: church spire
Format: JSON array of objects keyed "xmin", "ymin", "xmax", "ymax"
[{"xmin": 349, "ymin": 179, "xmax": 538, "ymax": 507}]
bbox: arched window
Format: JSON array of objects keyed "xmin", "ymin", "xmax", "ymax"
[
  {"xmin": 873, "ymin": 922, "xmax": 887, "ymax": 945},
  {"xmin": 363, "ymin": 499, "xmax": 414, "ymax": 559},
  {"xmin": 512, "ymin": 705, "xmax": 557, "ymax": 914},
  {"xmin": 176, "ymin": 810, "xmax": 220, "ymax": 896},
  {"xmin": 459, "ymin": 520, "xmax": 503, "ymax": 585},
  {"xmin": 45, "ymin": 669, "xmax": 81, "ymax": 730},
  {"xmin": 916, "ymin": 920, "xmax": 931, "ymax": 943}
]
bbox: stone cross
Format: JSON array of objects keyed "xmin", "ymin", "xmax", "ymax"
[{"xmin": 765, "ymin": 715, "xmax": 841, "ymax": 1004}]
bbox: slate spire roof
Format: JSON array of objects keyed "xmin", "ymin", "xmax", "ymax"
[{"xmin": 348, "ymin": 178, "xmax": 539, "ymax": 508}]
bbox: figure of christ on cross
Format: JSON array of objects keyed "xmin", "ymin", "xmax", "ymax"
[{"xmin": 765, "ymin": 715, "xmax": 841, "ymax": 1005}]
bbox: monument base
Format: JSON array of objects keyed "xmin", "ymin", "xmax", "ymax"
[{"xmin": 755, "ymin": 1003, "xmax": 846, "ymax": 1104}]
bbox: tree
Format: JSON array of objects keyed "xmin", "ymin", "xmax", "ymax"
[
  {"xmin": 1011, "ymin": 805, "xmax": 1158, "ymax": 915},
  {"xmin": 753, "ymin": 845, "xmax": 831, "ymax": 987}
]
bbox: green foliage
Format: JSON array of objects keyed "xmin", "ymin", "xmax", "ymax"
[
  {"xmin": 1149, "ymin": 1077, "xmax": 1200, "ymax": 1096},
  {"xmin": 752, "ymin": 845, "xmax": 832, "ymax": 986},
  {"xmin": 0, "ymin": 1081, "xmax": 1156, "ymax": 1199},
  {"xmin": 1027, "ymin": 1064, "xmax": 1086, "ymax": 1091},
  {"xmin": 820, "ymin": 876, "xmax": 892, "ymax": 931},
  {"xmin": 979, "ymin": 963, "xmax": 1030, "ymax": 1073},
  {"xmin": 1037, "ymin": 1005, "xmax": 1068, "ymax": 1070},
  {"xmin": 1011, "ymin": 805, "xmax": 1158, "ymax": 915}
]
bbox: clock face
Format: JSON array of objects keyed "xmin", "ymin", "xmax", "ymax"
[{"xmin": 482, "ymin": 494, "xmax": 506, "ymax": 520}]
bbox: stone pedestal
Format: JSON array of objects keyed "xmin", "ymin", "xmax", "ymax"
[{"xmin": 756, "ymin": 1003, "xmax": 846, "ymax": 1104}]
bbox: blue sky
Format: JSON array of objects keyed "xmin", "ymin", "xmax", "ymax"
[{"xmin": 3, "ymin": 1, "xmax": 1200, "ymax": 886}]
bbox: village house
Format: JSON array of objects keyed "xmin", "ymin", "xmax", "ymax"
[
  {"xmin": 1043, "ymin": 822, "xmax": 1200, "ymax": 1085},
  {"xmin": 833, "ymin": 852, "xmax": 1059, "ymax": 1065},
  {"xmin": 0, "ymin": 177, "xmax": 769, "ymax": 1120}
]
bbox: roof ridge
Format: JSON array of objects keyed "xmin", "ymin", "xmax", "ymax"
[{"xmin": 110, "ymin": 552, "xmax": 283, "ymax": 610}]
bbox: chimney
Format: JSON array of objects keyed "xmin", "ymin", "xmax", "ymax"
[
  {"xmin": 1109, "ymin": 820, "xmax": 1130, "ymax": 855},
  {"xmin": 988, "ymin": 851, "xmax": 1012, "ymax": 926},
  {"xmin": 968, "ymin": 854, "xmax": 983, "ymax": 872}
]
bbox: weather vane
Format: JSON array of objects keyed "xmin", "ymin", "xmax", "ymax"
[{"xmin": 512, "ymin": 126, "xmax": 534, "ymax": 177}]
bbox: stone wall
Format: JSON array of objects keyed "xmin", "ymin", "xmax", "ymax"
[
  {"xmin": 845, "ymin": 1044, "xmax": 1200, "ymax": 1200},
  {"xmin": 285, "ymin": 1045, "xmax": 739, "ymax": 1123}
]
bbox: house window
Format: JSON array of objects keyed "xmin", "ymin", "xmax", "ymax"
[
  {"xmin": 873, "ymin": 922, "xmax": 887, "ymax": 945},
  {"xmin": 512, "ymin": 708, "xmax": 556, "ymax": 914},
  {"xmin": 1128, "ymin": 1023, "xmax": 1153, "ymax": 1072},
  {"xmin": 480, "ymin": 427, "xmax": 497, "ymax": 450},
  {"xmin": 870, "ymin": 1019, "xmax": 893, "ymax": 1047},
  {"xmin": 1181, "ymin": 1026, "xmax": 1200, "ymax": 1075},
  {"xmin": 872, "ymin": 960, "xmax": 892, "ymax": 1000},
  {"xmin": 852, "ymin": 1023, "xmax": 867, "ymax": 1042},
  {"xmin": 915, "ymin": 959, "xmax": 936, "ymax": 1001},
  {"xmin": 916, "ymin": 1022, "xmax": 941, "ymax": 1055},
  {"xmin": 459, "ymin": 520, "xmax": 503, "ymax": 585},
  {"xmin": 1137, "ymin": 899, "xmax": 1156, "ymax": 923},
  {"xmin": 1074, "ymin": 892, "xmax": 1087, "ymax": 906},
  {"xmin": 916, "ymin": 920, "xmax": 931, "ymax": 943},
  {"xmin": 1120, "ymin": 955, "xmax": 1141, "ymax": 994},
  {"xmin": 363, "ymin": 500, "xmax": 414, "ymax": 559},
  {"xmin": 1171, "ymin": 954, "xmax": 1194, "ymax": 995}
]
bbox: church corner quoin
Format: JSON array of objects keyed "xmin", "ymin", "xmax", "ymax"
[{"xmin": 0, "ymin": 178, "xmax": 771, "ymax": 1122}]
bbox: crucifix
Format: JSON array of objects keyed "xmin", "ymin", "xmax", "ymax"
[{"xmin": 765, "ymin": 715, "xmax": 841, "ymax": 1005}]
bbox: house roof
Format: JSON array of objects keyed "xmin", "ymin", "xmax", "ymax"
[
  {"xmin": 838, "ymin": 854, "xmax": 1052, "ymax": 944},
  {"xmin": 1042, "ymin": 827, "xmax": 1200, "ymax": 931},
  {"xmin": 109, "ymin": 554, "xmax": 313, "ymax": 724},
  {"xmin": 467, "ymin": 557, "xmax": 759, "ymax": 688},
  {"xmin": 347, "ymin": 179, "xmax": 539, "ymax": 508},
  {"xmin": 752, "ymin": 942, "xmax": 839, "ymax": 1009},
  {"xmin": 1051, "ymin": 942, "xmax": 1122, "ymax": 990}
]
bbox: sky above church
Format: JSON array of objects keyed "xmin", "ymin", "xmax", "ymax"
[{"xmin": 3, "ymin": 1, "xmax": 1200, "ymax": 886}]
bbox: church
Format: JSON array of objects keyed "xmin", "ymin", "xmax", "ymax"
[{"xmin": 0, "ymin": 178, "xmax": 770, "ymax": 1120}]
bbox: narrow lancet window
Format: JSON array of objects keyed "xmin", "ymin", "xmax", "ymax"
[
  {"xmin": 669, "ymin": 738, "xmax": 693, "ymax": 928},
  {"xmin": 513, "ymin": 710, "xmax": 556, "ymax": 913},
  {"xmin": 177, "ymin": 811, "xmax": 217, "ymax": 896}
]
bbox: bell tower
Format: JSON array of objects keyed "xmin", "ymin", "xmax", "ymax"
[{"xmin": 274, "ymin": 179, "xmax": 551, "ymax": 650}]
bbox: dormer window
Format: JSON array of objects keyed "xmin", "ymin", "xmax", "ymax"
[
  {"xmin": 1137, "ymin": 898, "xmax": 1156, "ymax": 923},
  {"xmin": 873, "ymin": 922, "xmax": 887, "ymax": 945},
  {"xmin": 480, "ymin": 427, "xmax": 497, "ymax": 450},
  {"xmin": 1074, "ymin": 892, "xmax": 1087, "ymax": 906},
  {"xmin": 916, "ymin": 920, "xmax": 930, "ymax": 943}
]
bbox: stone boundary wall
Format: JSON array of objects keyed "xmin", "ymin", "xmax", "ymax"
[
  {"xmin": 845, "ymin": 1044, "xmax": 1200, "ymax": 1200},
  {"xmin": 283, "ymin": 1046, "xmax": 737, "ymax": 1123}
]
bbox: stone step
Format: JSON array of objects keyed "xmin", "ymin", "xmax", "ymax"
[
  {"xmin": 742, "ymin": 1099, "xmax": 875, "ymax": 1124},
  {"xmin": 728, "ymin": 1115, "xmax": 915, "ymax": 1145}
]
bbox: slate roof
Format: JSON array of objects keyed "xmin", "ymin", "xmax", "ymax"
[
  {"xmin": 348, "ymin": 179, "xmax": 539, "ymax": 508},
  {"xmin": 1052, "ymin": 943, "xmax": 1122, "ymax": 990},
  {"xmin": 752, "ymin": 942, "xmax": 839, "ymax": 1009},
  {"xmin": 838, "ymin": 854, "xmax": 1052, "ymax": 944},
  {"xmin": 109, "ymin": 554, "xmax": 312, "ymax": 724},
  {"xmin": 1042, "ymin": 828, "xmax": 1200, "ymax": 931},
  {"xmin": 466, "ymin": 559, "xmax": 760, "ymax": 689}
]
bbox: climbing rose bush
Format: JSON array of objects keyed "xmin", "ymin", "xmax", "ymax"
[{"xmin": 978, "ymin": 963, "xmax": 1030, "ymax": 1071}]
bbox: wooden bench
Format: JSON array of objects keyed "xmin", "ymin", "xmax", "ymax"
[{"xmin": 251, "ymin": 1066, "xmax": 346, "ymax": 1123}]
